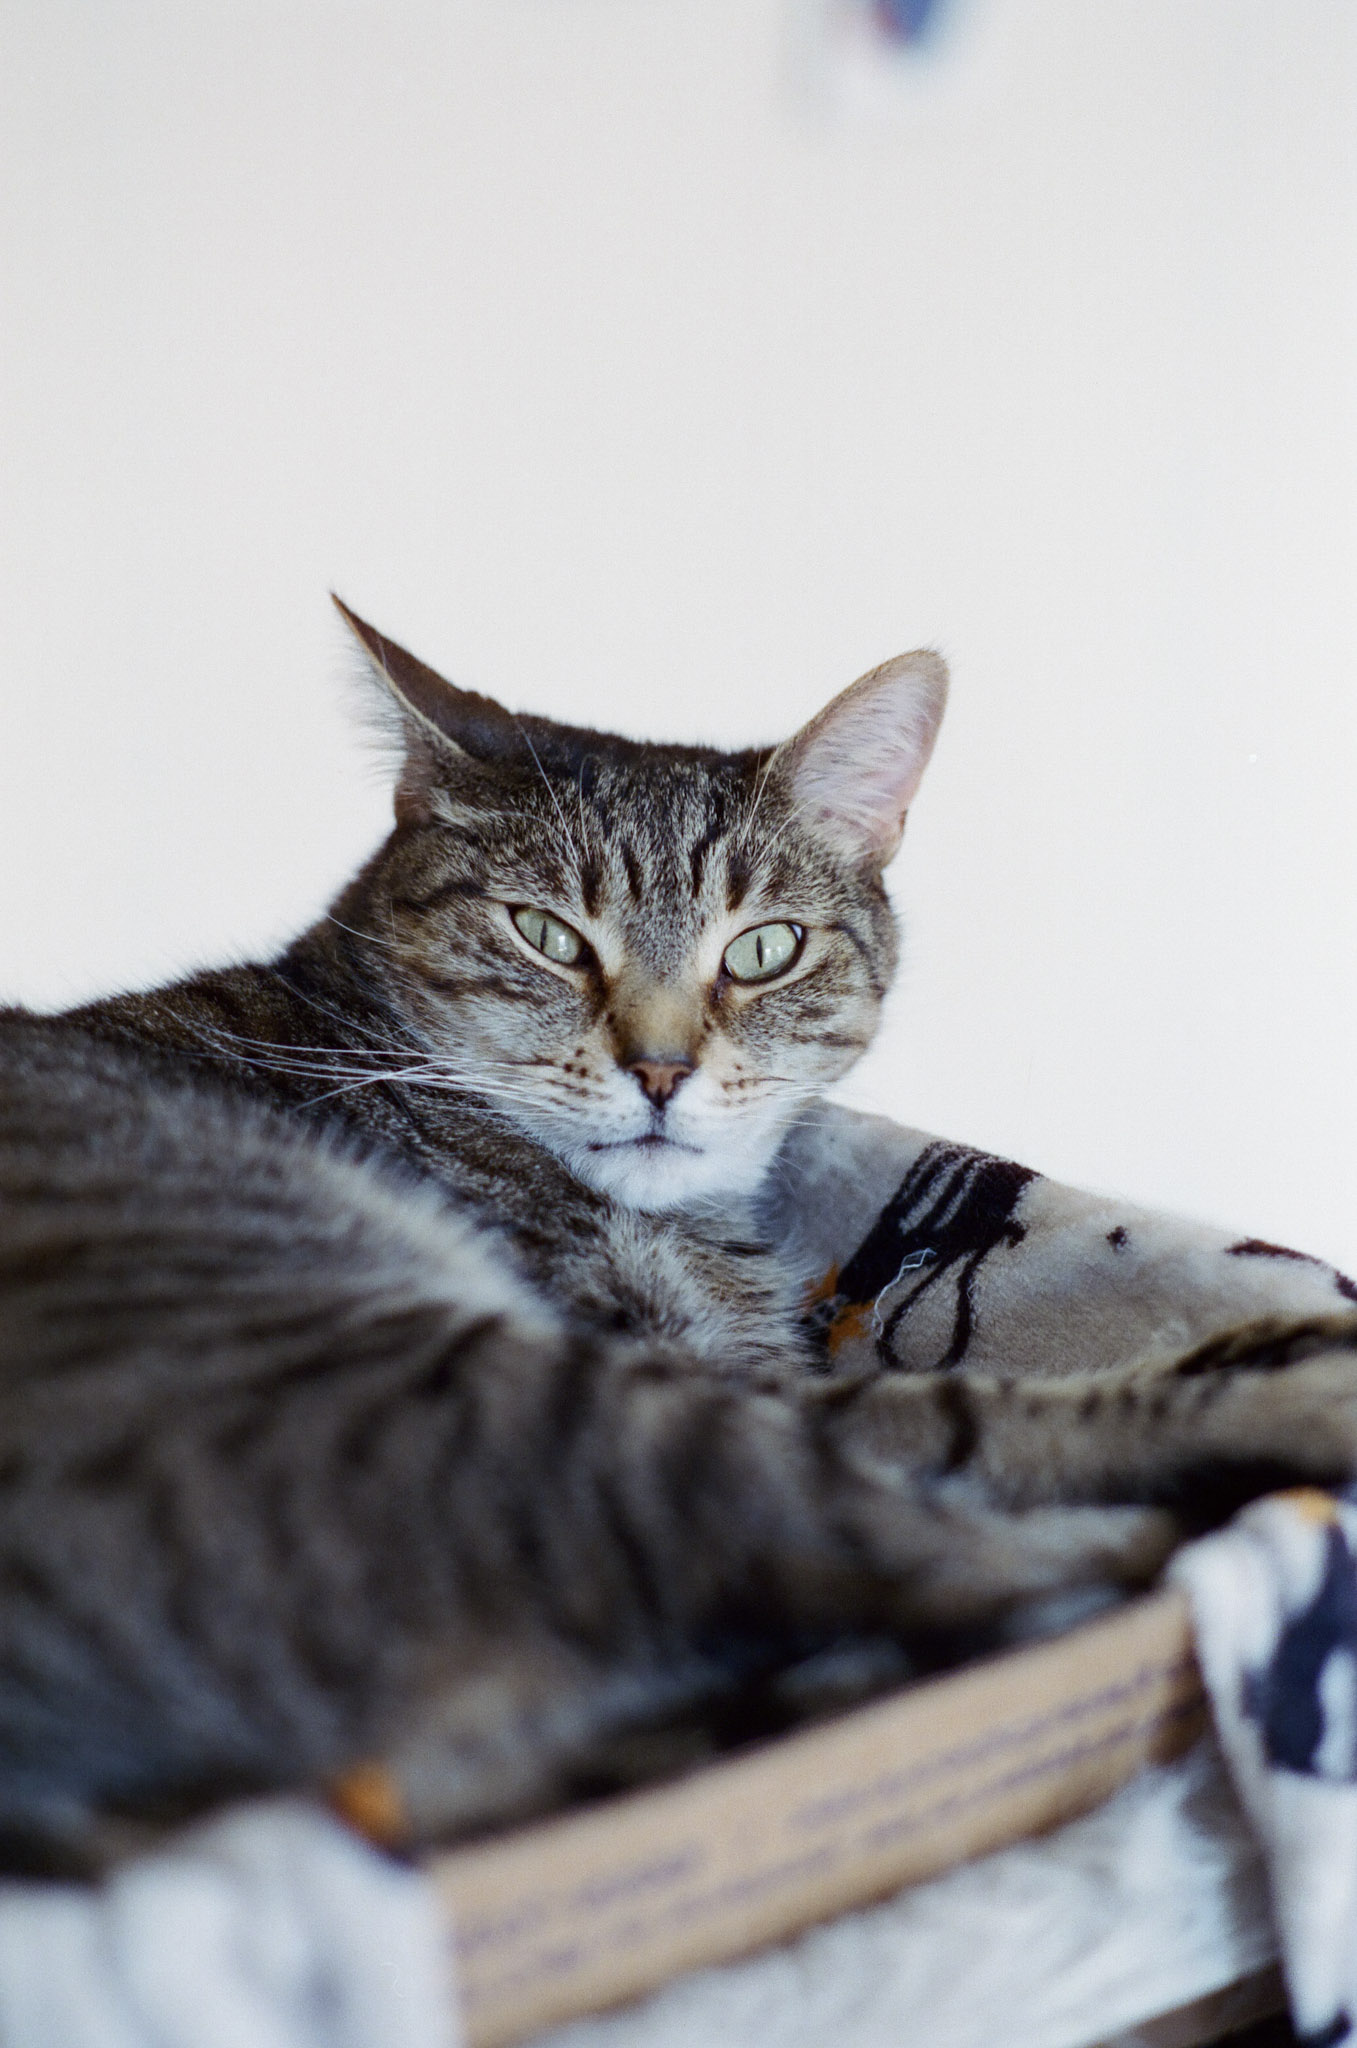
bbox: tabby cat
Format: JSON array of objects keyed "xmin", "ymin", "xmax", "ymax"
[{"xmin": 2, "ymin": 603, "xmax": 1355, "ymax": 1870}]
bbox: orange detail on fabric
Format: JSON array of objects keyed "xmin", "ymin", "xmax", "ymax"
[
  {"xmin": 1275, "ymin": 1488, "xmax": 1342, "ymax": 1526},
  {"xmin": 329, "ymin": 1761, "xmax": 410, "ymax": 1847},
  {"xmin": 802, "ymin": 1264, "xmax": 874, "ymax": 1357},
  {"xmin": 827, "ymin": 1302, "xmax": 873, "ymax": 1357},
  {"xmin": 803, "ymin": 1265, "xmax": 840, "ymax": 1307}
]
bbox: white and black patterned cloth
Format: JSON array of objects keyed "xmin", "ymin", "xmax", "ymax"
[{"xmin": 1175, "ymin": 1493, "xmax": 1357, "ymax": 2048}]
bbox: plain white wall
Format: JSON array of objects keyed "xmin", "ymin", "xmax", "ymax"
[{"xmin": 2, "ymin": 0, "xmax": 1354, "ymax": 1268}]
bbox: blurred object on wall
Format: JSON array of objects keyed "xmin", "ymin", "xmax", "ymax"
[
  {"xmin": 871, "ymin": 0, "xmax": 951, "ymax": 48},
  {"xmin": 794, "ymin": 0, "xmax": 1016, "ymax": 126}
]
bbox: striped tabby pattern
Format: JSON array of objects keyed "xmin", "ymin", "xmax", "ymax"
[{"xmin": 3, "ymin": 608, "xmax": 1353, "ymax": 1870}]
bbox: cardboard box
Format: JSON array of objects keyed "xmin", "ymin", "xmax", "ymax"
[{"xmin": 430, "ymin": 1586, "xmax": 1206, "ymax": 2047}]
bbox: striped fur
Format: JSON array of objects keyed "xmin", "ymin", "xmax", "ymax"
[{"xmin": 5, "ymin": 614, "xmax": 1351, "ymax": 1867}]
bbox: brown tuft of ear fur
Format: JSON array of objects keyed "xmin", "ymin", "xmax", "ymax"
[
  {"xmin": 332, "ymin": 596, "xmax": 526, "ymax": 824},
  {"xmin": 775, "ymin": 651, "xmax": 948, "ymax": 866}
]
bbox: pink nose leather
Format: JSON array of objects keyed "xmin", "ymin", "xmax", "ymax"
[{"xmin": 627, "ymin": 1058, "xmax": 695, "ymax": 1108}]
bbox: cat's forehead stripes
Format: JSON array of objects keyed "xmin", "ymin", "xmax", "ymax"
[
  {"xmin": 399, "ymin": 745, "xmax": 855, "ymax": 995},
  {"xmin": 556, "ymin": 756, "xmax": 762, "ymax": 927}
]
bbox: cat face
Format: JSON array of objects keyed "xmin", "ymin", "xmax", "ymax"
[{"xmin": 335, "ymin": 604, "xmax": 946, "ymax": 1212}]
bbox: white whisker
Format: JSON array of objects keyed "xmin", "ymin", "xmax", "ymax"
[
  {"xmin": 324, "ymin": 912, "xmax": 404, "ymax": 956},
  {"xmin": 514, "ymin": 718, "xmax": 572, "ymax": 846},
  {"xmin": 265, "ymin": 973, "xmax": 397, "ymax": 1048}
]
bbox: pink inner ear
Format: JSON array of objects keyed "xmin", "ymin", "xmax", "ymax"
[{"xmin": 787, "ymin": 654, "xmax": 948, "ymax": 864}]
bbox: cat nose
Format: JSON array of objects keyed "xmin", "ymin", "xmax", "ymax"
[{"xmin": 627, "ymin": 1058, "xmax": 695, "ymax": 1108}]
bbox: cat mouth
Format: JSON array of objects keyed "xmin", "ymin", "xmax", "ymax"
[{"xmin": 586, "ymin": 1134, "xmax": 701, "ymax": 1155}]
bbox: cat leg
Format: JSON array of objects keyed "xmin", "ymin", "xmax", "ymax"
[
  {"xmin": 348, "ymin": 1354, "xmax": 1178, "ymax": 1848},
  {"xmin": 490, "ymin": 1343, "xmax": 1179, "ymax": 1658},
  {"xmin": 822, "ymin": 1313, "xmax": 1357, "ymax": 1525},
  {"xmin": 341, "ymin": 1635, "xmax": 747, "ymax": 1846}
]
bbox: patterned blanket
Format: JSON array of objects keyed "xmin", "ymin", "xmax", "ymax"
[
  {"xmin": 1176, "ymin": 1494, "xmax": 1357, "ymax": 2048},
  {"xmin": 769, "ymin": 1108, "xmax": 1355, "ymax": 1384}
]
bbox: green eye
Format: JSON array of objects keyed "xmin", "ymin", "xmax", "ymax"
[
  {"xmin": 722, "ymin": 921, "xmax": 803, "ymax": 984},
  {"xmin": 512, "ymin": 906, "xmax": 586, "ymax": 966}
]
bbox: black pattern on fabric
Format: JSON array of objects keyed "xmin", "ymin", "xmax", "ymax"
[
  {"xmin": 1227, "ymin": 1238, "xmax": 1357, "ymax": 1307},
  {"xmin": 1242, "ymin": 1522, "xmax": 1357, "ymax": 1779},
  {"xmin": 805, "ymin": 1142, "xmax": 1036, "ymax": 1372}
]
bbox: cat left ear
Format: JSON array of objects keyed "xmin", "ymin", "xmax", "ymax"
[
  {"xmin": 776, "ymin": 652, "xmax": 948, "ymax": 867},
  {"xmin": 333, "ymin": 596, "xmax": 527, "ymax": 823}
]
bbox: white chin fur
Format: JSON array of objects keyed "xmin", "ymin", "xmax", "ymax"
[{"xmin": 566, "ymin": 1133, "xmax": 779, "ymax": 1213}]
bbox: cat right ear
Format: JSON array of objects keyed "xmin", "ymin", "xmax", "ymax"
[
  {"xmin": 775, "ymin": 651, "xmax": 949, "ymax": 867},
  {"xmin": 332, "ymin": 596, "xmax": 524, "ymax": 824}
]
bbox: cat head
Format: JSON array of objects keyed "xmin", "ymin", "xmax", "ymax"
[{"xmin": 334, "ymin": 600, "xmax": 947, "ymax": 1213}]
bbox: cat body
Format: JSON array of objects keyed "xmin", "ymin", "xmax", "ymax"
[
  {"xmin": 3, "ymin": 606, "xmax": 1356, "ymax": 1868},
  {"xmin": 0, "ymin": 610, "xmax": 978, "ymax": 1859}
]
